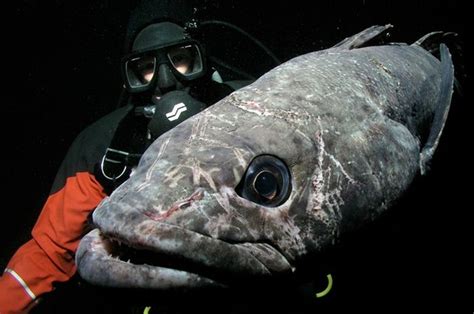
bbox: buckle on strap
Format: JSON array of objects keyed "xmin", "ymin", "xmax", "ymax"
[
  {"xmin": 100, "ymin": 148, "xmax": 143, "ymax": 181},
  {"xmin": 100, "ymin": 148, "xmax": 129, "ymax": 180}
]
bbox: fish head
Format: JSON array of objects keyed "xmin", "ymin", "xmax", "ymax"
[{"xmin": 76, "ymin": 58, "xmax": 356, "ymax": 289}]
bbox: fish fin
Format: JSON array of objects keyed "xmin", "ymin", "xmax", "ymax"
[
  {"xmin": 413, "ymin": 31, "xmax": 459, "ymax": 56},
  {"xmin": 419, "ymin": 44, "xmax": 455, "ymax": 175},
  {"xmin": 332, "ymin": 24, "xmax": 393, "ymax": 50},
  {"xmin": 414, "ymin": 31, "xmax": 464, "ymax": 101}
]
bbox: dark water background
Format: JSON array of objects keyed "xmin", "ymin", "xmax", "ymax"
[{"xmin": 1, "ymin": 0, "xmax": 470, "ymax": 312}]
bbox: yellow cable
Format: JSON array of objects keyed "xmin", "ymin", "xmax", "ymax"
[{"xmin": 315, "ymin": 274, "xmax": 333, "ymax": 298}]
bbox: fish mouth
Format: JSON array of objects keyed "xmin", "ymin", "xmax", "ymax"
[{"xmin": 76, "ymin": 221, "xmax": 293, "ymax": 290}]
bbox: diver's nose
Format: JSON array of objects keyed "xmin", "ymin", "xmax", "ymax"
[{"xmin": 157, "ymin": 63, "xmax": 177, "ymax": 91}]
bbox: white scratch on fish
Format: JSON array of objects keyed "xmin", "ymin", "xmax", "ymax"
[
  {"xmin": 307, "ymin": 118, "xmax": 355, "ymax": 221},
  {"xmin": 136, "ymin": 137, "xmax": 170, "ymax": 192},
  {"xmin": 232, "ymin": 148, "xmax": 248, "ymax": 170},
  {"xmin": 191, "ymin": 158, "xmax": 219, "ymax": 192}
]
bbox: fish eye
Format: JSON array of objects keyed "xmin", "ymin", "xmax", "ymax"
[
  {"xmin": 236, "ymin": 155, "xmax": 292, "ymax": 207},
  {"xmin": 253, "ymin": 171, "xmax": 278, "ymax": 200}
]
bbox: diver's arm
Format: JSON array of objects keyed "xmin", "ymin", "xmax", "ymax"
[
  {"xmin": 0, "ymin": 174, "xmax": 106, "ymax": 313},
  {"xmin": 0, "ymin": 126, "xmax": 109, "ymax": 313}
]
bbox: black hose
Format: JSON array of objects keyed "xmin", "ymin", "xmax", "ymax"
[
  {"xmin": 200, "ymin": 20, "xmax": 281, "ymax": 66},
  {"xmin": 208, "ymin": 56, "xmax": 256, "ymax": 80}
]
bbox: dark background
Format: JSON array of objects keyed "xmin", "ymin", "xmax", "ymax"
[{"xmin": 1, "ymin": 0, "xmax": 471, "ymax": 312}]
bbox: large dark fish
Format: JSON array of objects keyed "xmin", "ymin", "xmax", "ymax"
[{"xmin": 76, "ymin": 25, "xmax": 454, "ymax": 289}]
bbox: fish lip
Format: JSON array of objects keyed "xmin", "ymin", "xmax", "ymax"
[
  {"xmin": 76, "ymin": 228, "xmax": 226, "ymax": 289},
  {"xmin": 76, "ymin": 220, "xmax": 294, "ymax": 288}
]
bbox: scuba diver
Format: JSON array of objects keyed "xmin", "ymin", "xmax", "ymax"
[{"xmin": 0, "ymin": 1, "xmax": 280, "ymax": 312}]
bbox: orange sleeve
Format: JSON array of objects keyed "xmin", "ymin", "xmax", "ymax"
[{"xmin": 0, "ymin": 172, "xmax": 106, "ymax": 314}]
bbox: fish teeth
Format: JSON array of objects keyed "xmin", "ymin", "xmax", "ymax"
[{"xmin": 109, "ymin": 237, "xmax": 125, "ymax": 247}]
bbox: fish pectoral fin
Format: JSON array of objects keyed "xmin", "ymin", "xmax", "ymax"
[
  {"xmin": 419, "ymin": 44, "xmax": 455, "ymax": 175},
  {"xmin": 331, "ymin": 24, "xmax": 393, "ymax": 50}
]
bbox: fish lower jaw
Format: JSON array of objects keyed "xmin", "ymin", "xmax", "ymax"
[
  {"xmin": 77, "ymin": 224, "xmax": 295, "ymax": 290},
  {"xmin": 76, "ymin": 228, "xmax": 225, "ymax": 290}
]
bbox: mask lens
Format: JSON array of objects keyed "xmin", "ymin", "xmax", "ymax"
[
  {"xmin": 125, "ymin": 55, "xmax": 156, "ymax": 89},
  {"xmin": 168, "ymin": 44, "xmax": 203, "ymax": 76}
]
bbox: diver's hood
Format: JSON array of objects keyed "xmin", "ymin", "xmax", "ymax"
[{"xmin": 132, "ymin": 22, "xmax": 188, "ymax": 52}]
